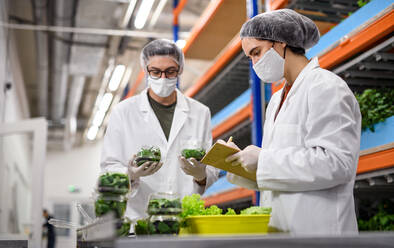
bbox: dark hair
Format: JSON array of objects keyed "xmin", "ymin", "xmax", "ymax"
[
  {"xmin": 255, "ymin": 38, "xmax": 305, "ymax": 55},
  {"xmin": 287, "ymin": 45, "xmax": 305, "ymax": 55}
]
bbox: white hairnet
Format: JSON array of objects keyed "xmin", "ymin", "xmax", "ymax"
[
  {"xmin": 140, "ymin": 39, "xmax": 184, "ymax": 74},
  {"xmin": 240, "ymin": 9, "xmax": 320, "ymax": 50}
]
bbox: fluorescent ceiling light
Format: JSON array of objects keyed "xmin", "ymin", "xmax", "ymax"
[
  {"xmin": 99, "ymin": 93, "xmax": 113, "ymax": 112},
  {"xmin": 120, "ymin": 0, "xmax": 138, "ymax": 28},
  {"xmin": 175, "ymin": 39, "xmax": 186, "ymax": 49},
  {"xmin": 108, "ymin": 65, "xmax": 126, "ymax": 91},
  {"xmin": 134, "ymin": 0, "xmax": 155, "ymax": 29},
  {"xmin": 92, "ymin": 110, "xmax": 106, "ymax": 127},
  {"xmin": 149, "ymin": 0, "xmax": 167, "ymax": 29},
  {"xmin": 86, "ymin": 125, "xmax": 99, "ymax": 141}
]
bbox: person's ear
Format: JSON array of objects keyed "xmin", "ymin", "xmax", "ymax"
[{"xmin": 279, "ymin": 42, "xmax": 286, "ymax": 48}]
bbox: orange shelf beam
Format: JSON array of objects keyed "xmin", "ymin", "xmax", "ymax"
[
  {"xmin": 203, "ymin": 187, "xmax": 256, "ymax": 206},
  {"xmin": 268, "ymin": 0, "xmax": 288, "ymax": 11},
  {"xmin": 185, "ymin": 37, "xmax": 242, "ymax": 97},
  {"xmin": 212, "ymin": 103, "xmax": 251, "ymax": 139},
  {"xmin": 182, "ymin": 0, "xmax": 225, "ymax": 55},
  {"xmin": 319, "ymin": 10, "xmax": 394, "ymax": 69},
  {"xmin": 125, "ymin": 70, "xmax": 144, "ymax": 99},
  {"xmin": 173, "ymin": 0, "xmax": 188, "ymax": 25},
  {"xmin": 357, "ymin": 148, "xmax": 394, "ymax": 174}
]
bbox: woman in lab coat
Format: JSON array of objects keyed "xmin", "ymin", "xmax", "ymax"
[
  {"xmin": 224, "ymin": 9, "xmax": 361, "ymax": 234},
  {"xmin": 101, "ymin": 39, "xmax": 219, "ymax": 222}
]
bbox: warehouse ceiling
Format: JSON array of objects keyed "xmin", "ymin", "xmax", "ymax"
[
  {"xmin": 6, "ymin": 0, "xmax": 211, "ymax": 150},
  {"xmin": 6, "ymin": 0, "xmax": 369, "ymax": 151}
]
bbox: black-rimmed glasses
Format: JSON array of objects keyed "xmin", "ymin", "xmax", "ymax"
[{"xmin": 147, "ymin": 67, "xmax": 179, "ymax": 79}]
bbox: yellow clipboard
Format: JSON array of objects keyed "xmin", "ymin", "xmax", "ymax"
[{"xmin": 201, "ymin": 142, "xmax": 256, "ymax": 181}]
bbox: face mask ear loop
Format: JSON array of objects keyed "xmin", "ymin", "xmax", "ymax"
[{"xmin": 284, "ymin": 46, "xmax": 287, "ymax": 59}]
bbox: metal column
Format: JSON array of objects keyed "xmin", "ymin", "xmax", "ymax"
[
  {"xmin": 173, "ymin": 0, "xmax": 179, "ymax": 88},
  {"xmin": 173, "ymin": 0, "xmax": 179, "ymax": 42},
  {"xmin": 247, "ymin": 0, "xmax": 263, "ymax": 206}
]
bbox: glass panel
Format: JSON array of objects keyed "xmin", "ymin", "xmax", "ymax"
[
  {"xmin": 78, "ymin": 203, "xmax": 95, "ymax": 226},
  {"xmin": 0, "ymin": 132, "xmax": 33, "ymax": 237},
  {"xmin": 53, "ymin": 204, "xmax": 71, "ymax": 237}
]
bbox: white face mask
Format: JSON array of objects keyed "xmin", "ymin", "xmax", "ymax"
[
  {"xmin": 148, "ymin": 77, "xmax": 177, "ymax": 97},
  {"xmin": 253, "ymin": 47, "xmax": 285, "ymax": 83}
]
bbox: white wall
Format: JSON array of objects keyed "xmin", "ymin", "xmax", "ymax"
[
  {"xmin": 43, "ymin": 141, "xmax": 102, "ymax": 248},
  {"xmin": 0, "ymin": 0, "xmax": 33, "ymax": 238}
]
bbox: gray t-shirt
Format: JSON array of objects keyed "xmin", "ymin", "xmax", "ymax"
[{"xmin": 147, "ymin": 92, "xmax": 177, "ymax": 141}]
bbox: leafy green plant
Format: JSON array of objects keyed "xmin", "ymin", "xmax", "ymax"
[
  {"xmin": 179, "ymin": 194, "xmax": 206, "ymax": 218},
  {"xmin": 225, "ymin": 208, "xmax": 237, "ymax": 215},
  {"xmin": 116, "ymin": 220, "xmax": 131, "ymax": 236},
  {"xmin": 147, "ymin": 198, "xmax": 182, "ymax": 215},
  {"xmin": 135, "ymin": 218, "xmax": 179, "ymax": 235},
  {"xmin": 358, "ymin": 203, "xmax": 394, "ymax": 231},
  {"xmin": 98, "ymin": 173, "xmax": 130, "ymax": 194},
  {"xmin": 135, "ymin": 219, "xmax": 155, "ymax": 235},
  {"xmin": 136, "ymin": 147, "xmax": 161, "ymax": 166},
  {"xmin": 180, "ymin": 194, "xmax": 271, "ymax": 218},
  {"xmin": 204, "ymin": 205, "xmax": 223, "ymax": 215},
  {"xmin": 94, "ymin": 196, "xmax": 127, "ymax": 218},
  {"xmin": 357, "ymin": 0, "xmax": 370, "ymax": 8},
  {"xmin": 240, "ymin": 206, "xmax": 272, "ymax": 215},
  {"xmin": 150, "ymin": 219, "xmax": 180, "ymax": 235},
  {"xmin": 181, "ymin": 149, "xmax": 206, "ymax": 161},
  {"xmin": 355, "ymin": 88, "xmax": 394, "ymax": 131}
]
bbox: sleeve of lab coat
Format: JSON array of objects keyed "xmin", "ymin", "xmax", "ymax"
[
  {"xmin": 100, "ymin": 107, "xmax": 128, "ymax": 174},
  {"xmin": 257, "ymin": 74, "xmax": 361, "ymax": 192},
  {"xmin": 226, "ymin": 172, "xmax": 259, "ymax": 191},
  {"xmin": 195, "ymin": 107, "xmax": 220, "ymax": 193}
]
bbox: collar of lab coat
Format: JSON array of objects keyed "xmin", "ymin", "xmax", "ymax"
[
  {"xmin": 264, "ymin": 57, "xmax": 320, "ymax": 146},
  {"xmin": 138, "ymin": 88, "xmax": 190, "ymax": 147},
  {"xmin": 285, "ymin": 57, "xmax": 320, "ymax": 100}
]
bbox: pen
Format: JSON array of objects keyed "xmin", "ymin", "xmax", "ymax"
[{"xmin": 227, "ymin": 136, "xmax": 233, "ymax": 143}]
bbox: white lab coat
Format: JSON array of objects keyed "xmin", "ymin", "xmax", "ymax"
[
  {"xmin": 228, "ymin": 57, "xmax": 361, "ymax": 234},
  {"xmin": 101, "ymin": 88, "xmax": 219, "ymax": 220}
]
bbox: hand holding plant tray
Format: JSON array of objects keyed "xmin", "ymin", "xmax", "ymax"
[
  {"xmin": 180, "ymin": 140, "xmax": 208, "ymax": 161},
  {"xmin": 135, "ymin": 146, "xmax": 161, "ymax": 166},
  {"xmin": 181, "ymin": 149, "xmax": 206, "ymax": 161}
]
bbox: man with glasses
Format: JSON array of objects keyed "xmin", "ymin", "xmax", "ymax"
[{"xmin": 101, "ymin": 39, "xmax": 219, "ymax": 226}]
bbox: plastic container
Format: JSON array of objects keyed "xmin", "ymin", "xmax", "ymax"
[
  {"xmin": 116, "ymin": 218, "xmax": 131, "ymax": 237},
  {"xmin": 97, "ymin": 172, "xmax": 130, "ymax": 195},
  {"xmin": 180, "ymin": 140, "xmax": 209, "ymax": 161},
  {"xmin": 94, "ymin": 194, "xmax": 128, "ymax": 219},
  {"xmin": 135, "ymin": 146, "xmax": 161, "ymax": 166},
  {"xmin": 149, "ymin": 215, "xmax": 180, "ymax": 235},
  {"xmin": 182, "ymin": 214, "xmax": 270, "ymax": 235},
  {"xmin": 147, "ymin": 192, "xmax": 182, "ymax": 215}
]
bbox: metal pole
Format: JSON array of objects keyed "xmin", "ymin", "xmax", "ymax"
[
  {"xmin": 0, "ymin": 21, "xmax": 190, "ymax": 39},
  {"xmin": 173, "ymin": 0, "xmax": 179, "ymax": 88},
  {"xmin": 247, "ymin": 0, "xmax": 263, "ymax": 206},
  {"xmin": 173, "ymin": 0, "xmax": 179, "ymax": 42}
]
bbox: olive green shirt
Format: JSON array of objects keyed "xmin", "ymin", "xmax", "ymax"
[{"xmin": 148, "ymin": 92, "xmax": 177, "ymax": 141}]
